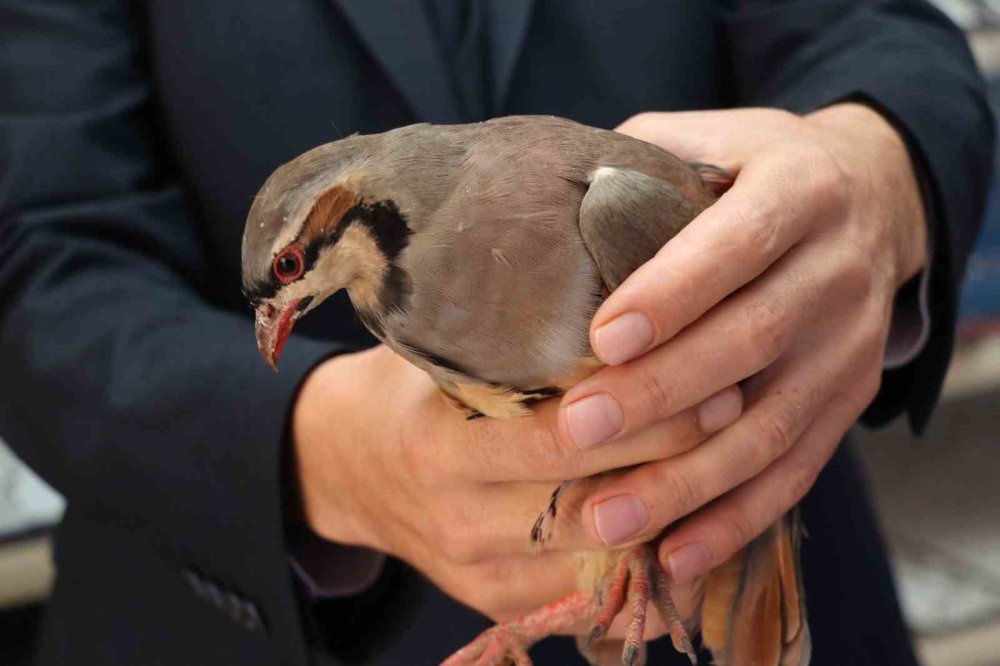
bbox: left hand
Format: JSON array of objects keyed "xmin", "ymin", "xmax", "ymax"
[{"xmin": 557, "ymin": 104, "xmax": 927, "ymax": 583}]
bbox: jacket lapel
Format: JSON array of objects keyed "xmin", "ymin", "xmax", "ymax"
[
  {"xmin": 486, "ymin": 0, "xmax": 535, "ymax": 113},
  {"xmin": 331, "ymin": 0, "xmax": 462, "ymax": 123}
]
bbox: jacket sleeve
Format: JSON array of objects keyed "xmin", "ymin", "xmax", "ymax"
[
  {"xmin": 722, "ymin": 0, "xmax": 995, "ymax": 432},
  {"xmin": 0, "ymin": 1, "xmax": 338, "ymax": 658}
]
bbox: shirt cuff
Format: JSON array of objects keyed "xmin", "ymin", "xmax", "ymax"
[
  {"xmin": 289, "ymin": 528, "xmax": 386, "ymax": 599},
  {"xmin": 884, "ymin": 259, "xmax": 932, "ymax": 370}
]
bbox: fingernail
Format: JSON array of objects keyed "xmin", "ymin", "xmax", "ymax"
[
  {"xmin": 593, "ymin": 312, "xmax": 654, "ymax": 365},
  {"xmin": 664, "ymin": 543, "xmax": 712, "ymax": 584},
  {"xmin": 697, "ymin": 387, "xmax": 743, "ymax": 433},
  {"xmin": 565, "ymin": 393, "xmax": 624, "ymax": 449},
  {"xmin": 593, "ymin": 494, "xmax": 649, "ymax": 545}
]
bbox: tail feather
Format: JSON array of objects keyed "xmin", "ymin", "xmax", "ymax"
[
  {"xmin": 777, "ymin": 514, "xmax": 811, "ymax": 666},
  {"xmin": 699, "ymin": 549, "xmax": 744, "ymax": 655},
  {"xmin": 701, "ymin": 512, "xmax": 809, "ymax": 666}
]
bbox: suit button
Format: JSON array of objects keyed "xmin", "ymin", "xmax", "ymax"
[
  {"xmin": 224, "ymin": 592, "xmax": 243, "ymax": 623},
  {"xmin": 241, "ymin": 599, "xmax": 265, "ymax": 633},
  {"xmin": 182, "ymin": 568, "xmax": 265, "ymax": 634}
]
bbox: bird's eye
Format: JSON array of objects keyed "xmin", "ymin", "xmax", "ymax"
[{"xmin": 272, "ymin": 246, "xmax": 305, "ymax": 283}]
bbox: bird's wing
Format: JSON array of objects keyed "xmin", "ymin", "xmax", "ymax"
[
  {"xmin": 700, "ymin": 512, "xmax": 811, "ymax": 666},
  {"xmin": 577, "ymin": 166, "xmax": 706, "ymax": 292}
]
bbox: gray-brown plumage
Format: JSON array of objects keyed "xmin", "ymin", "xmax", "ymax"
[{"xmin": 242, "ymin": 115, "xmax": 810, "ymax": 666}]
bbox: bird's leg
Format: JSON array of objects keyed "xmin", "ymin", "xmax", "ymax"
[
  {"xmin": 590, "ymin": 545, "xmax": 698, "ymax": 666},
  {"xmin": 650, "ymin": 559, "xmax": 698, "ymax": 663},
  {"xmin": 441, "ymin": 591, "xmax": 596, "ymax": 666},
  {"xmin": 622, "ymin": 550, "xmax": 652, "ymax": 666},
  {"xmin": 585, "ymin": 551, "xmax": 631, "ymax": 647}
]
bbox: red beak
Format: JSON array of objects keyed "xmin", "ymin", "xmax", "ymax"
[{"xmin": 255, "ymin": 299, "xmax": 302, "ymax": 371}]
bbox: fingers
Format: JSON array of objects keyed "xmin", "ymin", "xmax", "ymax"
[
  {"xmin": 655, "ymin": 390, "xmax": 860, "ymax": 585},
  {"xmin": 576, "ymin": 339, "xmax": 839, "ymax": 549},
  {"xmin": 561, "ymin": 385, "xmax": 743, "ymax": 478},
  {"xmin": 588, "ymin": 146, "xmax": 848, "ymax": 370},
  {"xmin": 443, "ymin": 386, "xmax": 741, "ymax": 484},
  {"xmin": 410, "ymin": 386, "xmax": 744, "ymax": 562},
  {"xmin": 651, "ymin": 312, "xmax": 886, "ymax": 583},
  {"xmin": 560, "ymin": 242, "xmax": 830, "ymax": 448},
  {"xmin": 575, "ymin": 279, "xmax": 885, "ymax": 552}
]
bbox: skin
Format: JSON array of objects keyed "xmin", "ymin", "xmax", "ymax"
[
  {"xmin": 562, "ymin": 103, "xmax": 927, "ymax": 584},
  {"xmin": 293, "ymin": 344, "xmax": 740, "ymax": 634},
  {"xmin": 292, "ymin": 103, "xmax": 926, "ymax": 639}
]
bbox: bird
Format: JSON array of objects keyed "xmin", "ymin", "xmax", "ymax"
[{"xmin": 241, "ymin": 115, "xmax": 810, "ymax": 666}]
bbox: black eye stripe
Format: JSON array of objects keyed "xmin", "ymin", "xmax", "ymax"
[{"xmin": 245, "ymin": 198, "xmax": 411, "ymax": 303}]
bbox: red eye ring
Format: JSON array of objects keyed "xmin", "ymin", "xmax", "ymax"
[{"xmin": 272, "ymin": 246, "xmax": 305, "ymax": 284}]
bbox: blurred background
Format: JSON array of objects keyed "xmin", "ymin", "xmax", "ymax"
[{"xmin": 1, "ymin": 2, "xmax": 999, "ymax": 664}]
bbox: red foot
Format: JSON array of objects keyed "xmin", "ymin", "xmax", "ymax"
[
  {"xmin": 441, "ymin": 546, "xmax": 698, "ymax": 666},
  {"xmin": 585, "ymin": 552, "xmax": 631, "ymax": 647},
  {"xmin": 587, "ymin": 545, "xmax": 697, "ymax": 666},
  {"xmin": 441, "ymin": 592, "xmax": 595, "ymax": 666}
]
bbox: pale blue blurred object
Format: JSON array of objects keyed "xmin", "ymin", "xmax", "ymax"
[
  {"xmin": 0, "ymin": 440, "xmax": 64, "ymax": 539},
  {"xmin": 960, "ymin": 183, "xmax": 1000, "ymax": 322}
]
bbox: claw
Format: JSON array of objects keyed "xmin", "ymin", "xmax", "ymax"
[
  {"xmin": 650, "ymin": 561, "xmax": 698, "ymax": 664},
  {"xmin": 622, "ymin": 642, "xmax": 643, "ymax": 666},
  {"xmin": 585, "ymin": 623, "xmax": 607, "ymax": 650},
  {"xmin": 585, "ymin": 550, "xmax": 631, "ymax": 650},
  {"xmin": 446, "ymin": 546, "xmax": 699, "ymax": 666}
]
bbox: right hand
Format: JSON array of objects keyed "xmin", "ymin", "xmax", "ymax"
[{"xmin": 291, "ymin": 345, "xmax": 741, "ymax": 623}]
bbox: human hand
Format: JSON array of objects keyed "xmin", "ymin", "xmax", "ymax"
[
  {"xmin": 558, "ymin": 104, "xmax": 927, "ymax": 584},
  {"xmin": 291, "ymin": 345, "xmax": 741, "ymax": 623}
]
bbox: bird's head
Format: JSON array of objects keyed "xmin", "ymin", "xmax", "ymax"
[{"xmin": 241, "ymin": 139, "xmax": 412, "ymax": 370}]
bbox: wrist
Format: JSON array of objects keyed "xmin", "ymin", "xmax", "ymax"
[
  {"xmin": 806, "ymin": 103, "xmax": 928, "ymax": 288},
  {"xmin": 291, "ymin": 352, "xmax": 380, "ymax": 549}
]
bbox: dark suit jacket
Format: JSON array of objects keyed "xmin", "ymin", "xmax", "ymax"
[{"xmin": 0, "ymin": 1, "xmax": 992, "ymax": 664}]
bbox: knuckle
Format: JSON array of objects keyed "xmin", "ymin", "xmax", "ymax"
[
  {"xmin": 747, "ymin": 404, "xmax": 795, "ymax": 462},
  {"xmin": 784, "ymin": 460, "xmax": 820, "ymax": 507},
  {"xmin": 855, "ymin": 369, "xmax": 882, "ymax": 410},
  {"xmin": 806, "ymin": 145, "xmax": 851, "ymax": 212},
  {"xmin": 839, "ymin": 250, "xmax": 873, "ymax": 292},
  {"xmin": 744, "ymin": 300, "xmax": 790, "ymax": 366},
  {"xmin": 656, "ymin": 469, "xmax": 700, "ymax": 521},
  {"xmin": 762, "ymin": 108, "xmax": 798, "ymax": 126},
  {"xmin": 541, "ymin": 417, "xmax": 580, "ymax": 477},
  {"xmin": 721, "ymin": 510, "xmax": 759, "ymax": 551},
  {"xmin": 639, "ymin": 367, "xmax": 679, "ymax": 419},
  {"xmin": 732, "ymin": 202, "xmax": 780, "ymax": 261}
]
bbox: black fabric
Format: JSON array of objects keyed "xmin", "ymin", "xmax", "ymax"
[
  {"xmin": 423, "ymin": 0, "xmax": 492, "ymax": 118},
  {"xmin": 0, "ymin": 1, "xmax": 990, "ymax": 664},
  {"xmin": 423, "ymin": 0, "xmax": 467, "ymax": 61}
]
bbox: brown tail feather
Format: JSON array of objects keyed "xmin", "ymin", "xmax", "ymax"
[{"xmin": 700, "ymin": 512, "xmax": 810, "ymax": 666}]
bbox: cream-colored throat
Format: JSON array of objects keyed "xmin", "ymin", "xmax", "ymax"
[{"xmin": 315, "ymin": 223, "xmax": 390, "ymax": 313}]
